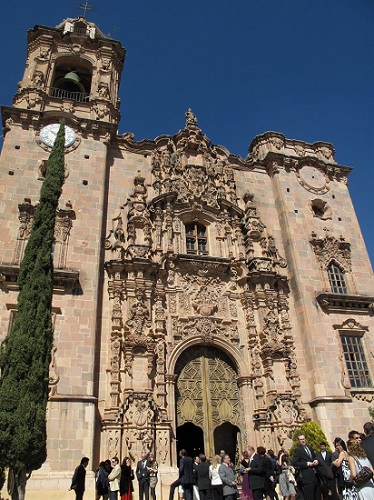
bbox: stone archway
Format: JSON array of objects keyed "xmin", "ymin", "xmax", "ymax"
[{"xmin": 175, "ymin": 345, "xmax": 242, "ymax": 459}]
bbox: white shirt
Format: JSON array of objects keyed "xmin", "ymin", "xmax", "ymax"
[{"xmin": 209, "ymin": 465, "xmax": 223, "ymax": 485}]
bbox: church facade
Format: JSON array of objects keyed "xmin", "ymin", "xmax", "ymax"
[{"xmin": 1, "ymin": 17, "xmax": 374, "ymax": 492}]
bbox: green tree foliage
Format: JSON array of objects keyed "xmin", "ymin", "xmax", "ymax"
[
  {"xmin": 0, "ymin": 123, "xmax": 65, "ymax": 499},
  {"xmin": 368, "ymin": 407, "xmax": 374, "ymax": 422},
  {"xmin": 289, "ymin": 421, "xmax": 332, "ymax": 458}
]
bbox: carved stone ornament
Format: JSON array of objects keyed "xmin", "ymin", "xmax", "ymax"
[
  {"xmin": 296, "ymin": 163, "xmax": 329, "ymax": 194},
  {"xmin": 243, "ymin": 193, "xmax": 287, "ymax": 270},
  {"xmin": 151, "ymin": 115, "xmax": 238, "ymax": 210},
  {"xmin": 13, "ymin": 198, "xmax": 36, "ymax": 265},
  {"xmin": 179, "ymin": 272, "xmax": 223, "ymax": 317},
  {"xmin": 272, "ymin": 393, "xmax": 304, "ymax": 426},
  {"xmin": 93, "ymin": 103, "xmax": 109, "ymax": 119},
  {"xmin": 54, "ymin": 201, "xmax": 76, "ymax": 269},
  {"xmin": 32, "ymin": 70, "xmax": 44, "ymax": 87},
  {"xmin": 120, "ymin": 393, "xmax": 158, "ymax": 455},
  {"xmin": 48, "ymin": 345, "xmax": 60, "ymax": 396},
  {"xmin": 310, "ymin": 232, "xmax": 351, "ymax": 272},
  {"xmin": 175, "ymin": 317, "xmax": 239, "ymax": 343},
  {"xmin": 260, "ymin": 310, "xmax": 293, "ymax": 359},
  {"xmin": 126, "ymin": 291, "xmax": 152, "ymax": 336}
]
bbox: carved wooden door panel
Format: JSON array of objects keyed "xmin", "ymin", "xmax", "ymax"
[{"xmin": 176, "ymin": 346, "xmax": 241, "ymax": 458}]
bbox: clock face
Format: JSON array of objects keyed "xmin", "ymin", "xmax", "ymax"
[{"xmin": 40, "ymin": 124, "xmax": 76, "ymax": 148}]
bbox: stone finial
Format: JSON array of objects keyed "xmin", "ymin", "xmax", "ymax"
[{"xmin": 185, "ymin": 107, "xmax": 198, "ymax": 127}]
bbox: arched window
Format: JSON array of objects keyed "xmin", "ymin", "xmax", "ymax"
[
  {"xmin": 328, "ymin": 262, "xmax": 347, "ymax": 294},
  {"xmin": 50, "ymin": 58, "xmax": 92, "ymax": 102},
  {"xmin": 185, "ymin": 223, "xmax": 208, "ymax": 255}
]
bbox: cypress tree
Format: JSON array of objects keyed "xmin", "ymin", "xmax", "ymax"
[{"xmin": 0, "ymin": 122, "xmax": 65, "ymax": 500}]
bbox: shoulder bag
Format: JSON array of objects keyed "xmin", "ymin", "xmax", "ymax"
[{"xmin": 351, "ymin": 455, "xmax": 373, "ymax": 488}]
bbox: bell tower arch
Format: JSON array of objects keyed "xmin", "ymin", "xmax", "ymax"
[{"xmin": 10, "ymin": 16, "xmax": 125, "ymax": 125}]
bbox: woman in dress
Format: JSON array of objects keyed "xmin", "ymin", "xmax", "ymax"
[
  {"xmin": 347, "ymin": 439, "xmax": 374, "ymax": 500},
  {"xmin": 333, "ymin": 438, "xmax": 358, "ymax": 500},
  {"xmin": 147, "ymin": 453, "xmax": 159, "ymax": 500},
  {"xmin": 209, "ymin": 454, "xmax": 224, "ymax": 500},
  {"xmin": 277, "ymin": 451, "xmax": 296, "ymax": 500},
  {"xmin": 120, "ymin": 457, "xmax": 134, "ymax": 500},
  {"xmin": 240, "ymin": 451, "xmax": 254, "ymax": 500}
]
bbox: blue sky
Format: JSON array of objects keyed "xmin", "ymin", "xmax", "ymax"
[{"xmin": 1, "ymin": 0, "xmax": 373, "ymax": 268}]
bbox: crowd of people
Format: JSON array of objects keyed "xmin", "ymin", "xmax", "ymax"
[
  {"xmin": 69, "ymin": 421, "xmax": 374, "ymax": 500},
  {"xmin": 69, "ymin": 452, "xmax": 158, "ymax": 500},
  {"xmin": 169, "ymin": 422, "xmax": 374, "ymax": 500}
]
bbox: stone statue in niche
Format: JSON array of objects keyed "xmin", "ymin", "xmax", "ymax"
[
  {"xmin": 32, "ymin": 70, "xmax": 44, "ymax": 87},
  {"xmin": 126, "ymin": 292, "xmax": 152, "ymax": 335},
  {"xmin": 101, "ymin": 58, "xmax": 111, "ymax": 71},
  {"xmin": 98, "ymin": 82, "xmax": 110, "ymax": 99}
]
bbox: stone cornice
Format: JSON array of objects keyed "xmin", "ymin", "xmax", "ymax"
[
  {"xmin": 308, "ymin": 395, "xmax": 352, "ymax": 407},
  {"xmin": 0, "ymin": 263, "xmax": 79, "ymax": 294},
  {"xmin": 2, "ymin": 106, "xmax": 119, "ymax": 141},
  {"xmin": 316, "ymin": 292, "xmax": 374, "ymax": 314},
  {"xmin": 49, "ymin": 394, "xmax": 98, "ymax": 403},
  {"xmin": 115, "ymin": 130, "xmax": 250, "ymax": 169}
]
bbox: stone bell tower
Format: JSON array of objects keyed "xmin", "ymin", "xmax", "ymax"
[
  {"xmin": 0, "ymin": 17, "xmax": 126, "ymax": 490},
  {"xmin": 11, "ymin": 16, "xmax": 125, "ymax": 124}
]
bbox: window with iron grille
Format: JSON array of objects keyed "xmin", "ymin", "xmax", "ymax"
[
  {"xmin": 341, "ymin": 334, "xmax": 372, "ymax": 388},
  {"xmin": 328, "ymin": 262, "xmax": 347, "ymax": 294},
  {"xmin": 185, "ymin": 223, "xmax": 208, "ymax": 255}
]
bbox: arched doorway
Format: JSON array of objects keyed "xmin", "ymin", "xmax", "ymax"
[
  {"xmin": 175, "ymin": 346, "xmax": 241, "ymax": 460},
  {"xmin": 176, "ymin": 422, "xmax": 204, "ymax": 459}
]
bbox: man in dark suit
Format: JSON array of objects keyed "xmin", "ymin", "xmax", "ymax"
[
  {"xmin": 70, "ymin": 456, "xmax": 89, "ymax": 500},
  {"xmin": 195, "ymin": 454, "xmax": 212, "ymax": 500},
  {"xmin": 316, "ymin": 442, "xmax": 338, "ymax": 500},
  {"xmin": 169, "ymin": 449, "xmax": 194, "ymax": 500},
  {"xmin": 292, "ymin": 434, "xmax": 320, "ymax": 500},
  {"xmin": 192, "ymin": 455, "xmax": 201, "ymax": 500},
  {"xmin": 248, "ymin": 446, "xmax": 272, "ymax": 500},
  {"xmin": 136, "ymin": 451, "xmax": 150, "ymax": 500},
  {"xmin": 362, "ymin": 422, "xmax": 374, "ymax": 467}
]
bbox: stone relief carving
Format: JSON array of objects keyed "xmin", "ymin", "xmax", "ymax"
[
  {"xmin": 126, "ymin": 291, "xmax": 152, "ymax": 336},
  {"xmin": 176, "ymin": 316, "xmax": 239, "ymax": 343},
  {"xmin": 121, "ymin": 393, "xmax": 158, "ymax": 456},
  {"xmin": 54, "ymin": 201, "xmax": 76, "ymax": 269},
  {"xmin": 310, "ymin": 231, "xmax": 351, "ymax": 272},
  {"xmin": 107, "ymin": 265, "xmax": 125, "ymax": 409},
  {"xmin": 151, "ymin": 112, "xmax": 238, "ymax": 211},
  {"xmin": 32, "ymin": 70, "xmax": 44, "ymax": 87},
  {"xmin": 260, "ymin": 309, "xmax": 292, "ymax": 359},
  {"xmin": 93, "ymin": 103, "xmax": 109, "ymax": 119},
  {"xmin": 48, "ymin": 345, "xmax": 60, "ymax": 396},
  {"xmin": 156, "ymin": 428, "xmax": 170, "ymax": 465},
  {"xmin": 98, "ymin": 81, "xmax": 110, "ymax": 99},
  {"xmin": 179, "ymin": 272, "xmax": 222, "ymax": 317},
  {"xmin": 13, "ymin": 198, "xmax": 36, "ymax": 265},
  {"xmin": 243, "ymin": 193, "xmax": 287, "ymax": 271},
  {"xmin": 13, "ymin": 198, "xmax": 75, "ymax": 269}
]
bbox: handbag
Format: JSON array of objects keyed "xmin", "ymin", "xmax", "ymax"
[{"xmin": 351, "ymin": 455, "xmax": 373, "ymax": 488}]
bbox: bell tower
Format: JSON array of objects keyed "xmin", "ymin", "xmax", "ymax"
[
  {"xmin": 11, "ymin": 16, "xmax": 125, "ymax": 125},
  {"xmin": 0, "ymin": 18, "xmax": 126, "ymax": 481}
]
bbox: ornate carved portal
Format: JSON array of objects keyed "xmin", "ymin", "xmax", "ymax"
[{"xmin": 175, "ymin": 346, "xmax": 241, "ymax": 459}]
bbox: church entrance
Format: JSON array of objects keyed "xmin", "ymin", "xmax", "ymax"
[
  {"xmin": 176, "ymin": 422, "xmax": 204, "ymax": 458},
  {"xmin": 175, "ymin": 346, "xmax": 241, "ymax": 460}
]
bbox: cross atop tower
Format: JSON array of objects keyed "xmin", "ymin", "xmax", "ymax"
[{"xmin": 77, "ymin": 0, "xmax": 97, "ymax": 18}]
